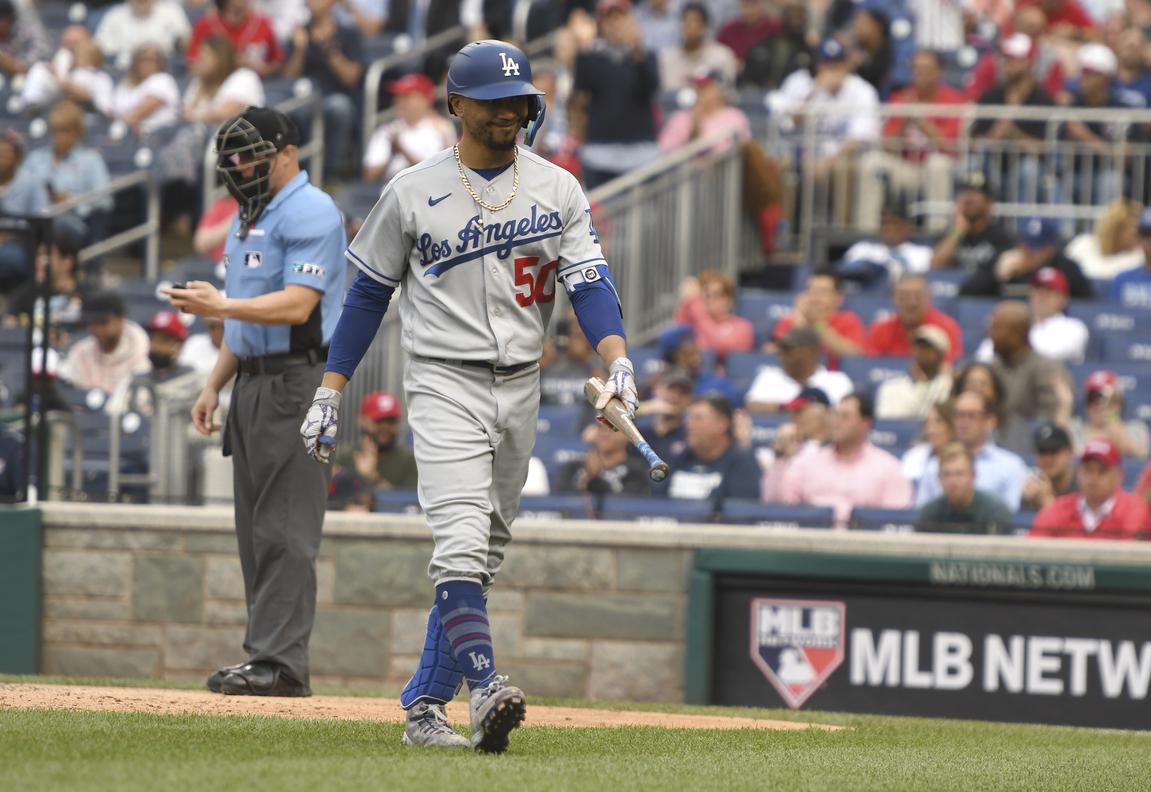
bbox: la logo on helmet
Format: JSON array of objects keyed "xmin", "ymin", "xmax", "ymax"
[{"xmin": 499, "ymin": 52, "xmax": 520, "ymax": 77}]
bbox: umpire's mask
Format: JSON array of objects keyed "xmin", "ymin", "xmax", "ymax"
[{"xmin": 214, "ymin": 107, "xmax": 300, "ymax": 238}]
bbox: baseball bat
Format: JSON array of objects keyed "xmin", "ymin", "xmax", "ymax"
[{"xmin": 584, "ymin": 377, "xmax": 670, "ymax": 482}]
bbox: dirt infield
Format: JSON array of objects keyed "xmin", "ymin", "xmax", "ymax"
[{"xmin": 0, "ymin": 684, "xmax": 840, "ymax": 731}]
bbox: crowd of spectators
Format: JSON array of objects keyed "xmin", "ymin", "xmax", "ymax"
[{"xmin": 3, "ymin": 0, "xmax": 1151, "ymax": 543}]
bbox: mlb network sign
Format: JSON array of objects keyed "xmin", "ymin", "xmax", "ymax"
[{"xmin": 737, "ymin": 595, "xmax": 1151, "ymax": 728}]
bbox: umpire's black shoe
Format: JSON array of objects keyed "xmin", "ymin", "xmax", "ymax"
[
  {"xmin": 206, "ymin": 662, "xmax": 247, "ymax": 693},
  {"xmin": 219, "ymin": 662, "xmax": 312, "ymax": 697}
]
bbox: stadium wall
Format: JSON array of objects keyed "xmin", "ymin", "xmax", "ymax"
[{"xmin": 20, "ymin": 504, "xmax": 1151, "ymax": 721}]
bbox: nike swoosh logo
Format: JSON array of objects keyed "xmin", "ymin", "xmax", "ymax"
[{"xmin": 428, "ymin": 193, "xmax": 451, "ymax": 206}]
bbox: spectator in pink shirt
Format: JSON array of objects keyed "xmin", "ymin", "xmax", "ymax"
[
  {"xmin": 658, "ymin": 71, "xmax": 751, "ymax": 154},
  {"xmin": 781, "ymin": 392, "xmax": 913, "ymax": 526},
  {"xmin": 673, "ymin": 270, "xmax": 755, "ymax": 358}
]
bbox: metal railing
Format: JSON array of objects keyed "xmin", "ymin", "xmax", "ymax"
[
  {"xmin": 764, "ymin": 102, "xmax": 1151, "ymax": 260},
  {"xmin": 587, "ymin": 131, "xmax": 750, "ymax": 344},
  {"xmin": 201, "ymin": 89, "xmax": 328, "ymax": 211}
]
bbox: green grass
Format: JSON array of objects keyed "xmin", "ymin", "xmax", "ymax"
[{"xmin": 1, "ymin": 679, "xmax": 1149, "ymax": 791}]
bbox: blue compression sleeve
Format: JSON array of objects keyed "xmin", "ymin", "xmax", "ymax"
[
  {"xmin": 326, "ymin": 269, "xmax": 394, "ymax": 378},
  {"xmin": 569, "ymin": 281, "xmax": 625, "ymax": 349}
]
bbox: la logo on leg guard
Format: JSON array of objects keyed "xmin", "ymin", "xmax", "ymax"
[{"xmin": 468, "ymin": 651, "xmax": 492, "ymax": 671}]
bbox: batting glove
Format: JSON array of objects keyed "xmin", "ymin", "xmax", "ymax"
[
  {"xmin": 300, "ymin": 386, "xmax": 341, "ymax": 464},
  {"xmin": 596, "ymin": 357, "xmax": 638, "ymax": 424}
]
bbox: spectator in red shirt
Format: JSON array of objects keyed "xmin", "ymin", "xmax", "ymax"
[
  {"xmin": 673, "ymin": 270, "xmax": 755, "ymax": 359},
  {"xmin": 867, "ymin": 274, "xmax": 963, "ymax": 362},
  {"xmin": 882, "ymin": 50, "xmax": 966, "ymax": 159},
  {"xmin": 1031, "ymin": 439, "xmax": 1149, "ymax": 539},
  {"xmin": 717, "ymin": 0, "xmax": 778, "ymax": 66},
  {"xmin": 768, "ymin": 271, "xmax": 864, "ymax": 369},
  {"xmin": 1016, "ymin": 0, "xmax": 1100, "ymax": 40},
  {"xmin": 965, "ymin": 15, "xmax": 1065, "ymax": 101},
  {"xmin": 858, "ymin": 49, "xmax": 964, "ymax": 233},
  {"xmin": 187, "ymin": 0, "xmax": 281, "ymax": 77}
]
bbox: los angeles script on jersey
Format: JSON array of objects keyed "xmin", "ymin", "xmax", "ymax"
[{"xmin": 417, "ymin": 204, "xmax": 564, "ymax": 275}]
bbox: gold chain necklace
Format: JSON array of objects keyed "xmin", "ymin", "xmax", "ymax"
[{"xmin": 454, "ymin": 144, "xmax": 520, "ymax": 215}]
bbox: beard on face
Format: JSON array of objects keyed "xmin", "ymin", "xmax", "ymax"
[{"xmin": 465, "ymin": 113, "xmax": 523, "ymax": 152}]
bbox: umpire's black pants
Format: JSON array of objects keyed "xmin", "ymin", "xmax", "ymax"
[{"xmin": 226, "ymin": 361, "xmax": 330, "ymax": 685}]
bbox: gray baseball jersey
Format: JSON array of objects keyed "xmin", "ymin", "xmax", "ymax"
[
  {"xmin": 346, "ymin": 145, "xmax": 610, "ymax": 585},
  {"xmin": 347, "ymin": 146, "xmax": 606, "ymax": 364}
]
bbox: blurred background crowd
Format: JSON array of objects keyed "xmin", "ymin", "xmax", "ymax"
[{"xmin": 2, "ymin": 0, "xmax": 1151, "ymax": 540}]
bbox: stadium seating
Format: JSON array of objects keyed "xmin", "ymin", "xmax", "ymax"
[
  {"xmin": 599, "ymin": 495, "xmax": 714, "ymax": 523},
  {"xmin": 848, "ymin": 507, "xmax": 917, "ymax": 533},
  {"xmin": 725, "ymin": 351, "xmax": 776, "ymax": 394},
  {"xmin": 518, "ymin": 494, "xmax": 595, "ymax": 520},
  {"xmin": 869, "ymin": 419, "xmax": 921, "ymax": 454},
  {"xmin": 373, "ymin": 488, "xmax": 421, "ymax": 514},
  {"xmin": 839, "ymin": 357, "xmax": 907, "ymax": 394},
  {"xmin": 721, "ymin": 500, "xmax": 834, "ymax": 528}
]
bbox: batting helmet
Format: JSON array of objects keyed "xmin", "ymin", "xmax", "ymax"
[
  {"xmin": 214, "ymin": 107, "xmax": 300, "ymax": 235},
  {"xmin": 446, "ymin": 40, "xmax": 547, "ymax": 146}
]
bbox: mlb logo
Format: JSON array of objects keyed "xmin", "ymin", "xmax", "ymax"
[
  {"xmin": 749, "ymin": 598, "xmax": 846, "ymax": 709},
  {"xmin": 244, "ymin": 251, "xmax": 262, "ymax": 269}
]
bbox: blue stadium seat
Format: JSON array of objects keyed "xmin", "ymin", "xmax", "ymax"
[
  {"xmin": 838, "ymin": 356, "xmax": 907, "ymax": 394},
  {"xmin": 725, "ymin": 351, "xmax": 777, "ymax": 394},
  {"xmin": 721, "ymin": 500, "xmax": 834, "ymax": 528},
  {"xmin": 870, "ymin": 419, "xmax": 920, "ymax": 454},
  {"xmin": 748, "ymin": 412, "xmax": 790, "ymax": 448},
  {"xmin": 843, "ymin": 294, "xmax": 894, "ymax": 326},
  {"xmin": 1066, "ymin": 304, "xmax": 1151, "ymax": 334},
  {"xmin": 0, "ymin": 327, "xmax": 27, "ymax": 350},
  {"xmin": 373, "ymin": 488, "xmax": 421, "ymax": 514},
  {"xmin": 1099, "ymin": 336, "xmax": 1151, "ymax": 365},
  {"xmin": 735, "ymin": 290, "xmax": 794, "ymax": 342},
  {"xmin": 1123, "ymin": 458, "xmax": 1146, "ymax": 490},
  {"xmin": 925, "ymin": 269, "xmax": 968, "ymax": 301},
  {"xmin": 533, "ymin": 436, "xmax": 586, "ymax": 485},
  {"xmin": 518, "ymin": 494, "xmax": 594, "ymax": 520},
  {"xmin": 955, "ymin": 297, "xmax": 999, "ymax": 338},
  {"xmin": 599, "ymin": 495, "xmax": 714, "ymax": 523},
  {"xmin": 848, "ymin": 507, "xmax": 918, "ymax": 533},
  {"xmin": 628, "ymin": 345, "xmax": 666, "ymax": 383},
  {"xmin": 537, "ymin": 404, "xmax": 584, "ymax": 437},
  {"xmin": 1011, "ymin": 511, "xmax": 1038, "ymax": 536}
]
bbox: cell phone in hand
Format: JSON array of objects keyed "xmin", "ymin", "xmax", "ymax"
[{"xmin": 170, "ymin": 282, "xmax": 186, "ymax": 290}]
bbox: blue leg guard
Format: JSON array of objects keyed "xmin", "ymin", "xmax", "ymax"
[{"xmin": 399, "ymin": 606, "xmax": 465, "ymax": 709}]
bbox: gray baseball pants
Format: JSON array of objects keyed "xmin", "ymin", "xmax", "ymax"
[
  {"xmin": 226, "ymin": 360, "xmax": 331, "ymax": 685},
  {"xmin": 404, "ymin": 357, "xmax": 540, "ymax": 588}
]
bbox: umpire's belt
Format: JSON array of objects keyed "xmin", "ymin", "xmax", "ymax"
[
  {"xmin": 237, "ymin": 348, "xmax": 327, "ymax": 376},
  {"xmin": 416, "ymin": 355, "xmax": 535, "ymax": 376}
]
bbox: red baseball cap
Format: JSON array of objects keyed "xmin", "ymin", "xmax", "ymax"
[
  {"xmin": 360, "ymin": 390, "xmax": 401, "ymax": 421},
  {"xmin": 148, "ymin": 310, "xmax": 189, "ymax": 341},
  {"xmin": 388, "ymin": 73, "xmax": 436, "ymax": 102},
  {"xmin": 1081, "ymin": 438, "xmax": 1121, "ymax": 467},
  {"xmin": 1084, "ymin": 369, "xmax": 1117, "ymax": 397},
  {"xmin": 1030, "ymin": 267, "xmax": 1069, "ymax": 296}
]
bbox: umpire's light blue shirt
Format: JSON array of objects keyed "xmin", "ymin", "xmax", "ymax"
[{"xmin": 223, "ymin": 171, "xmax": 347, "ymax": 358}]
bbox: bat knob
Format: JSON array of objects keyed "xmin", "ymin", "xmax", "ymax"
[{"xmin": 649, "ymin": 464, "xmax": 669, "ymax": 482}]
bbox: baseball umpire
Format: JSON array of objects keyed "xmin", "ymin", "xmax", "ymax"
[
  {"xmin": 165, "ymin": 107, "xmax": 346, "ymax": 697},
  {"xmin": 299, "ymin": 40, "xmax": 638, "ymax": 752}
]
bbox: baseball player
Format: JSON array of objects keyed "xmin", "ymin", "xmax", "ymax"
[
  {"xmin": 166, "ymin": 107, "xmax": 346, "ymax": 697},
  {"xmin": 299, "ymin": 40, "xmax": 638, "ymax": 752}
]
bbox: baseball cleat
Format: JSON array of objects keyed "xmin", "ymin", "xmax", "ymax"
[
  {"xmin": 402, "ymin": 702, "xmax": 470, "ymax": 749},
  {"xmin": 469, "ymin": 675, "xmax": 527, "ymax": 754}
]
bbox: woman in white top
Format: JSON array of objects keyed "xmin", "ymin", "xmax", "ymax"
[
  {"xmin": 901, "ymin": 400, "xmax": 956, "ymax": 499},
  {"xmin": 363, "ymin": 73, "xmax": 455, "ymax": 184},
  {"xmin": 183, "ymin": 34, "xmax": 265, "ymax": 126},
  {"xmin": 21, "ymin": 30, "xmax": 113, "ymax": 114},
  {"xmin": 1065, "ymin": 198, "xmax": 1144, "ymax": 280},
  {"xmin": 107, "ymin": 44, "xmax": 181, "ymax": 136}
]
